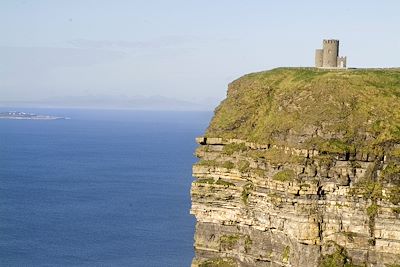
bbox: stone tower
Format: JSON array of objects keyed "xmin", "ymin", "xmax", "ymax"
[
  {"xmin": 315, "ymin": 39, "xmax": 347, "ymax": 68},
  {"xmin": 322, "ymin": 40, "xmax": 339, "ymax": 68},
  {"xmin": 315, "ymin": 49, "xmax": 323, "ymax": 68}
]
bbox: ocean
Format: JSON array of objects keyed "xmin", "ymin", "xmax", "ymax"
[{"xmin": 0, "ymin": 108, "xmax": 212, "ymax": 267}]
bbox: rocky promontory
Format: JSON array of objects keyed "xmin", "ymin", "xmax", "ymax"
[{"xmin": 190, "ymin": 68, "xmax": 400, "ymax": 267}]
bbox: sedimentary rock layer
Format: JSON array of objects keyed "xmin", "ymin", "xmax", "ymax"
[{"xmin": 191, "ymin": 138, "xmax": 400, "ymax": 267}]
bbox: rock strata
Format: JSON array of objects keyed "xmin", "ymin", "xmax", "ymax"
[{"xmin": 190, "ymin": 68, "xmax": 400, "ymax": 267}]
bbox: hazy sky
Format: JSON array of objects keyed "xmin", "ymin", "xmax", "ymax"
[{"xmin": 1, "ymin": 1, "xmax": 399, "ymax": 106}]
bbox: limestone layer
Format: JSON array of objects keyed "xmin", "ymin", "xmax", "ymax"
[{"xmin": 190, "ymin": 137, "xmax": 400, "ymax": 267}]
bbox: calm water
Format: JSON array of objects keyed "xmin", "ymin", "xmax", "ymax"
[{"xmin": 0, "ymin": 108, "xmax": 212, "ymax": 267}]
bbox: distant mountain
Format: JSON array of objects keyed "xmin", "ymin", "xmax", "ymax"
[{"xmin": 0, "ymin": 95, "xmax": 218, "ymax": 111}]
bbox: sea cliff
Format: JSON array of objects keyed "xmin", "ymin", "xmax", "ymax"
[{"xmin": 190, "ymin": 68, "xmax": 400, "ymax": 267}]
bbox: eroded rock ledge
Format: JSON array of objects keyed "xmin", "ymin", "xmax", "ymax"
[{"xmin": 190, "ymin": 137, "xmax": 400, "ymax": 267}]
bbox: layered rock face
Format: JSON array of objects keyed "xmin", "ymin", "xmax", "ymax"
[{"xmin": 190, "ymin": 68, "xmax": 400, "ymax": 267}]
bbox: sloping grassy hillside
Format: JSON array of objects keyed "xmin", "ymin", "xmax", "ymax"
[{"xmin": 206, "ymin": 68, "xmax": 400, "ymax": 154}]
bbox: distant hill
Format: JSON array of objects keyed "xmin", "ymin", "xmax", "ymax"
[{"xmin": 0, "ymin": 95, "xmax": 218, "ymax": 111}]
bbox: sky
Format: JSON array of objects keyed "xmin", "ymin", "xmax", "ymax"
[{"xmin": 1, "ymin": 1, "xmax": 399, "ymax": 109}]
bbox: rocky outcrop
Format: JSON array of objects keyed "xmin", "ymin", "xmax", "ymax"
[{"xmin": 191, "ymin": 137, "xmax": 400, "ymax": 266}]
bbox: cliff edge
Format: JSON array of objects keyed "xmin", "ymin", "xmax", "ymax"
[{"xmin": 191, "ymin": 68, "xmax": 400, "ymax": 267}]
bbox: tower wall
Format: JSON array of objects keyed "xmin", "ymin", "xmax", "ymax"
[
  {"xmin": 337, "ymin": 56, "xmax": 347, "ymax": 68},
  {"xmin": 315, "ymin": 49, "xmax": 323, "ymax": 68},
  {"xmin": 322, "ymin": 39, "xmax": 339, "ymax": 68}
]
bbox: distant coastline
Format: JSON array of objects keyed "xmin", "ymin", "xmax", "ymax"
[{"xmin": 0, "ymin": 111, "xmax": 68, "ymax": 120}]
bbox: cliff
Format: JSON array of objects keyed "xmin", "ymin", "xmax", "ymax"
[{"xmin": 190, "ymin": 68, "xmax": 400, "ymax": 267}]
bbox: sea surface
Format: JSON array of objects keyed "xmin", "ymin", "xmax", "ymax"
[{"xmin": 0, "ymin": 108, "xmax": 212, "ymax": 267}]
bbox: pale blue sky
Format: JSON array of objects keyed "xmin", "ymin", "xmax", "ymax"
[{"xmin": 1, "ymin": 1, "xmax": 399, "ymax": 107}]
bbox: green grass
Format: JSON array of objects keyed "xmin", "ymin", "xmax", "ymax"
[
  {"xmin": 388, "ymin": 148, "xmax": 400, "ymax": 158},
  {"xmin": 317, "ymin": 139, "xmax": 355, "ymax": 154},
  {"xmin": 367, "ymin": 203, "xmax": 378, "ymax": 236},
  {"xmin": 382, "ymin": 162, "xmax": 400, "ymax": 184},
  {"xmin": 220, "ymin": 234, "xmax": 240, "ymax": 250},
  {"xmin": 206, "ymin": 68, "xmax": 400, "ymax": 153},
  {"xmin": 223, "ymin": 142, "xmax": 247, "ymax": 155},
  {"xmin": 361, "ymin": 181, "xmax": 383, "ymax": 200},
  {"xmin": 196, "ymin": 159, "xmax": 235, "ymax": 170},
  {"xmin": 244, "ymin": 235, "xmax": 252, "ymax": 252},
  {"xmin": 199, "ymin": 258, "xmax": 237, "ymax": 267},
  {"xmin": 389, "ymin": 187, "xmax": 400, "ymax": 205},
  {"xmin": 237, "ymin": 160, "xmax": 250, "ymax": 172},
  {"xmin": 282, "ymin": 245, "xmax": 290, "ymax": 262},
  {"xmin": 319, "ymin": 241, "xmax": 362, "ymax": 267},
  {"xmin": 241, "ymin": 182, "xmax": 254, "ymax": 204},
  {"xmin": 349, "ymin": 180, "xmax": 383, "ymax": 227},
  {"xmin": 221, "ymin": 161, "xmax": 235, "ymax": 169},
  {"xmin": 197, "ymin": 159, "xmax": 218, "ymax": 167},
  {"xmin": 215, "ymin": 179, "xmax": 235, "ymax": 187},
  {"xmin": 273, "ymin": 169, "xmax": 296, "ymax": 182},
  {"xmin": 195, "ymin": 178, "xmax": 235, "ymax": 187},
  {"xmin": 195, "ymin": 178, "xmax": 215, "ymax": 185},
  {"xmin": 247, "ymin": 148, "xmax": 304, "ymax": 165},
  {"xmin": 367, "ymin": 203, "xmax": 378, "ymax": 218},
  {"xmin": 252, "ymin": 168, "xmax": 266, "ymax": 177}
]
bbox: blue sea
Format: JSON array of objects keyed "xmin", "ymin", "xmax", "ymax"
[{"xmin": 0, "ymin": 108, "xmax": 212, "ymax": 267}]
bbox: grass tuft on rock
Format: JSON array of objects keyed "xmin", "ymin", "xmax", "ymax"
[
  {"xmin": 199, "ymin": 257, "xmax": 237, "ymax": 267},
  {"xmin": 273, "ymin": 169, "xmax": 296, "ymax": 182}
]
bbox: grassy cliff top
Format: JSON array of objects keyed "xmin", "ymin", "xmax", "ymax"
[{"xmin": 206, "ymin": 68, "xmax": 400, "ymax": 153}]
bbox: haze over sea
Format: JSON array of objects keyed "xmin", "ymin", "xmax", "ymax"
[{"xmin": 0, "ymin": 108, "xmax": 212, "ymax": 266}]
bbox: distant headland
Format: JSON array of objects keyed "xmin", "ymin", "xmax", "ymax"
[{"xmin": 0, "ymin": 111, "xmax": 68, "ymax": 120}]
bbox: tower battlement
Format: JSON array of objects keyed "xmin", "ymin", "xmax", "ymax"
[
  {"xmin": 315, "ymin": 39, "xmax": 347, "ymax": 68},
  {"xmin": 323, "ymin": 39, "xmax": 339, "ymax": 44}
]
